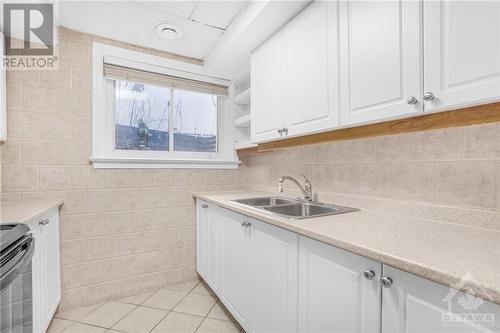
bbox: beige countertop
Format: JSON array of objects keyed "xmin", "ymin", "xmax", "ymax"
[
  {"xmin": 1, "ymin": 199, "xmax": 64, "ymax": 225},
  {"xmin": 193, "ymin": 191, "xmax": 500, "ymax": 305}
]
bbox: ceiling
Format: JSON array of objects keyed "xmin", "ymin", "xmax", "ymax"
[
  {"xmin": 59, "ymin": 1, "xmax": 249, "ymax": 60},
  {"xmin": 32, "ymin": 1, "xmax": 310, "ymax": 79}
]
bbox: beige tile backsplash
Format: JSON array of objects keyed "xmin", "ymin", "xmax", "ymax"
[
  {"xmin": 241, "ymin": 122, "xmax": 500, "ymax": 213},
  {"xmin": 0, "ymin": 28, "xmax": 243, "ymax": 311}
]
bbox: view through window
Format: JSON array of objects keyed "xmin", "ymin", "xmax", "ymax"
[{"xmin": 114, "ymin": 80, "xmax": 218, "ymax": 153}]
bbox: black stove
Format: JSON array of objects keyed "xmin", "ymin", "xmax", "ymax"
[{"xmin": 0, "ymin": 223, "xmax": 34, "ymax": 333}]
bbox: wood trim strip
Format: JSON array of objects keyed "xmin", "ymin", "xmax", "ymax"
[{"xmin": 243, "ymin": 102, "xmax": 500, "ymax": 153}]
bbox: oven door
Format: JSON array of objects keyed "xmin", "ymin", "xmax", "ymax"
[{"xmin": 0, "ymin": 235, "xmax": 34, "ymax": 333}]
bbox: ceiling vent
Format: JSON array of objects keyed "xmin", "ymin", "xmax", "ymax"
[{"xmin": 156, "ymin": 23, "xmax": 182, "ymax": 40}]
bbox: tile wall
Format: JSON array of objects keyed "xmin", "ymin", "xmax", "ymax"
[
  {"xmin": 0, "ymin": 28, "xmax": 244, "ymax": 311},
  {"xmin": 240, "ymin": 123, "xmax": 500, "ymax": 228}
]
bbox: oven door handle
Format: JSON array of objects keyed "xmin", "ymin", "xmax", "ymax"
[{"xmin": 0, "ymin": 236, "xmax": 34, "ymax": 294}]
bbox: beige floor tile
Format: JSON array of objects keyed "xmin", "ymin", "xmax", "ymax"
[
  {"xmin": 207, "ymin": 301, "xmax": 235, "ymax": 322},
  {"xmin": 117, "ymin": 292, "xmax": 154, "ymax": 305},
  {"xmin": 46, "ymin": 318, "xmax": 74, "ymax": 333},
  {"xmin": 196, "ymin": 318, "xmax": 241, "ymax": 333},
  {"xmin": 190, "ymin": 282, "xmax": 215, "ymax": 296},
  {"xmin": 64, "ymin": 323, "xmax": 107, "ymax": 333},
  {"xmin": 55, "ymin": 303, "xmax": 103, "ymax": 321},
  {"xmin": 150, "ymin": 311, "xmax": 204, "ymax": 333},
  {"xmin": 80, "ymin": 301, "xmax": 136, "ymax": 328},
  {"xmin": 173, "ymin": 293, "xmax": 217, "ymax": 317},
  {"xmin": 165, "ymin": 281, "xmax": 199, "ymax": 292},
  {"xmin": 142, "ymin": 288, "xmax": 188, "ymax": 310},
  {"xmin": 112, "ymin": 306, "xmax": 168, "ymax": 333}
]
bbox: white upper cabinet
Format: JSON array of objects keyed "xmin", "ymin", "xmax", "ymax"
[
  {"xmin": 285, "ymin": 1, "xmax": 340, "ymax": 137},
  {"xmin": 251, "ymin": 34, "xmax": 286, "ymax": 143},
  {"xmin": 339, "ymin": 0, "xmax": 423, "ymax": 126},
  {"xmin": 298, "ymin": 236, "xmax": 381, "ymax": 333},
  {"xmin": 248, "ymin": 218, "xmax": 298, "ymax": 333},
  {"xmin": 251, "ymin": 1, "xmax": 340, "ymax": 144},
  {"xmin": 249, "ymin": 0, "xmax": 500, "ymax": 145},
  {"xmin": 423, "ymin": 1, "xmax": 500, "ymax": 112},
  {"xmin": 382, "ymin": 265, "xmax": 500, "ymax": 333}
]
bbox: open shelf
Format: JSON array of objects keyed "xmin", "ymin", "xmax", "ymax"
[
  {"xmin": 234, "ymin": 113, "xmax": 251, "ymax": 128},
  {"xmin": 234, "ymin": 88, "xmax": 251, "ymax": 105}
]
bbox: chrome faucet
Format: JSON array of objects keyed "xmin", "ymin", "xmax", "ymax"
[{"xmin": 278, "ymin": 175, "xmax": 313, "ymax": 201}]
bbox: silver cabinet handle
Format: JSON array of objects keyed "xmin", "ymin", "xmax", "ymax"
[
  {"xmin": 201, "ymin": 203, "xmax": 208, "ymax": 208},
  {"xmin": 277, "ymin": 129, "xmax": 283, "ymax": 134},
  {"xmin": 282, "ymin": 127, "xmax": 288, "ymax": 135},
  {"xmin": 241, "ymin": 221, "xmax": 246, "ymax": 226},
  {"xmin": 363, "ymin": 270, "xmax": 376, "ymax": 280},
  {"xmin": 423, "ymin": 92, "xmax": 435, "ymax": 101},
  {"xmin": 246, "ymin": 221, "xmax": 252, "ymax": 227},
  {"xmin": 39, "ymin": 218, "xmax": 49, "ymax": 226},
  {"xmin": 381, "ymin": 276, "xmax": 393, "ymax": 288},
  {"xmin": 407, "ymin": 96, "xmax": 418, "ymax": 105}
]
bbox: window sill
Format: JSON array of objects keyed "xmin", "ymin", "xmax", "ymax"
[{"xmin": 90, "ymin": 157, "xmax": 240, "ymax": 169}]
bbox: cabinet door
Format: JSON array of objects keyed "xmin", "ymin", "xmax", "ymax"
[
  {"xmin": 423, "ymin": 1, "xmax": 500, "ymax": 112},
  {"xmin": 382, "ymin": 265, "xmax": 500, "ymax": 333},
  {"xmin": 219, "ymin": 209, "xmax": 249, "ymax": 328},
  {"xmin": 248, "ymin": 218, "xmax": 298, "ymax": 333},
  {"xmin": 196, "ymin": 200, "xmax": 219, "ymax": 292},
  {"xmin": 29, "ymin": 223, "xmax": 43, "ymax": 333},
  {"xmin": 285, "ymin": 1, "xmax": 340, "ymax": 137},
  {"xmin": 41, "ymin": 208, "xmax": 61, "ymax": 329},
  {"xmin": 298, "ymin": 236, "xmax": 381, "ymax": 333},
  {"xmin": 196, "ymin": 200, "xmax": 209, "ymax": 280},
  {"xmin": 251, "ymin": 34, "xmax": 286, "ymax": 143},
  {"xmin": 339, "ymin": 0, "xmax": 422, "ymax": 126}
]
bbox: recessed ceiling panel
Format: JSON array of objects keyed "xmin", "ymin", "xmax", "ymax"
[
  {"xmin": 191, "ymin": 1, "xmax": 247, "ymax": 29},
  {"xmin": 59, "ymin": 1, "xmax": 222, "ymax": 59}
]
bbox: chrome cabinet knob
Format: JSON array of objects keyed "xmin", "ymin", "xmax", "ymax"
[
  {"xmin": 201, "ymin": 203, "xmax": 208, "ymax": 208},
  {"xmin": 282, "ymin": 127, "xmax": 288, "ymax": 135},
  {"xmin": 246, "ymin": 221, "xmax": 252, "ymax": 227},
  {"xmin": 363, "ymin": 270, "xmax": 376, "ymax": 280},
  {"xmin": 39, "ymin": 218, "xmax": 49, "ymax": 226},
  {"xmin": 423, "ymin": 92, "xmax": 435, "ymax": 101},
  {"xmin": 381, "ymin": 276, "xmax": 393, "ymax": 288},
  {"xmin": 277, "ymin": 129, "xmax": 283, "ymax": 134},
  {"xmin": 407, "ymin": 96, "xmax": 418, "ymax": 105},
  {"xmin": 241, "ymin": 221, "xmax": 246, "ymax": 226}
]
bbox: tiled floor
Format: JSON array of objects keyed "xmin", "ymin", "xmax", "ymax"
[{"xmin": 48, "ymin": 281, "xmax": 245, "ymax": 333}]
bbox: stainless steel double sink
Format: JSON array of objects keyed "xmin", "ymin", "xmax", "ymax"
[{"xmin": 231, "ymin": 197, "xmax": 359, "ymax": 220}]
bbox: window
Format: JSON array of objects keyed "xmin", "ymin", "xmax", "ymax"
[
  {"xmin": 92, "ymin": 43, "xmax": 237, "ymax": 168},
  {"xmin": 115, "ymin": 80, "xmax": 170, "ymax": 151},
  {"xmin": 173, "ymin": 89, "xmax": 217, "ymax": 152},
  {"xmin": 113, "ymin": 81, "xmax": 218, "ymax": 153}
]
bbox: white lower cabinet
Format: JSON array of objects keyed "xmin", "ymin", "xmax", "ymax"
[
  {"xmin": 248, "ymin": 218, "xmax": 298, "ymax": 333},
  {"xmin": 298, "ymin": 236, "xmax": 381, "ymax": 333},
  {"xmin": 196, "ymin": 200, "xmax": 500, "ymax": 333},
  {"xmin": 219, "ymin": 209, "xmax": 250, "ymax": 328},
  {"xmin": 196, "ymin": 200, "xmax": 220, "ymax": 292},
  {"xmin": 382, "ymin": 265, "xmax": 500, "ymax": 333},
  {"xmin": 29, "ymin": 207, "xmax": 61, "ymax": 333},
  {"xmin": 196, "ymin": 201, "xmax": 298, "ymax": 332}
]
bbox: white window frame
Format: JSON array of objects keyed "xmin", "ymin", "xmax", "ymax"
[{"xmin": 92, "ymin": 42, "xmax": 238, "ymax": 169}]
